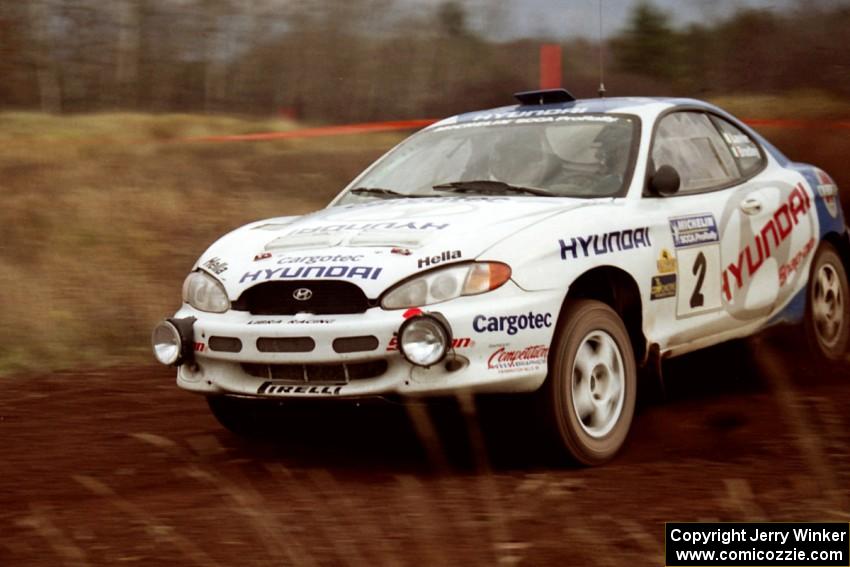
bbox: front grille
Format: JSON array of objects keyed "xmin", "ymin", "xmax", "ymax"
[
  {"xmin": 257, "ymin": 337, "xmax": 315, "ymax": 353},
  {"xmin": 332, "ymin": 336, "xmax": 379, "ymax": 353},
  {"xmin": 242, "ymin": 360, "xmax": 388, "ymax": 385},
  {"xmin": 208, "ymin": 336, "xmax": 242, "ymax": 352},
  {"xmin": 233, "ymin": 281, "xmax": 371, "ymax": 315}
]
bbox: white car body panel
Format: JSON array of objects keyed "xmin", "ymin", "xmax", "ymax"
[{"xmin": 165, "ymin": 96, "xmax": 846, "ymax": 399}]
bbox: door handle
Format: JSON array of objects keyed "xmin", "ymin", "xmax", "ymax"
[{"xmin": 740, "ymin": 198, "xmax": 762, "ymax": 215}]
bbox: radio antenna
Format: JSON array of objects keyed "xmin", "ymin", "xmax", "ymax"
[{"xmin": 598, "ymin": 0, "xmax": 606, "ymax": 97}]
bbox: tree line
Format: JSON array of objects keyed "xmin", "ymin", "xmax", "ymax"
[{"xmin": 0, "ymin": 0, "xmax": 847, "ymax": 121}]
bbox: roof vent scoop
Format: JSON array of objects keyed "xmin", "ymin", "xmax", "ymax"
[{"xmin": 514, "ymin": 88, "xmax": 576, "ymax": 106}]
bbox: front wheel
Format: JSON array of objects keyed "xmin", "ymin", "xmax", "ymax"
[
  {"xmin": 206, "ymin": 395, "xmax": 275, "ymax": 437},
  {"xmin": 543, "ymin": 299, "xmax": 637, "ymax": 465},
  {"xmin": 804, "ymin": 242, "xmax": 850, "ymax": 364}
]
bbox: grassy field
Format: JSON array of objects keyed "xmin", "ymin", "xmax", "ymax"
[
  {"xmin": 1, "ymin": 92, "xmax": 849, "ymax": 374},
  {"xmin": 0, "ymin": 112, "xmax": 405, "ymax": 373}
]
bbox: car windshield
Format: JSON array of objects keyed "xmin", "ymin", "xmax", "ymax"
[{"xmin": 336, "ymin": 113, "xmax": 638, "ymax": 203}]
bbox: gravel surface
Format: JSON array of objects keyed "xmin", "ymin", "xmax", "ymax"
[{"xmin": 1, "ymin": 340, "xmax": 848, "ymax": 566}]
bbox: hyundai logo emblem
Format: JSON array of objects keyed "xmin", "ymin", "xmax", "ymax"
[{"xmin": 292, "ymin": 288, "xmax": 313, "ymax": 301}]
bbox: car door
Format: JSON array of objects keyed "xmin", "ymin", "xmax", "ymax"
[{"xmin": 639, "ymin": 109, "xmax": 806, "ymax": 350}]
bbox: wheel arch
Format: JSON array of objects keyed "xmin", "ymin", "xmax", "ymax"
[
  {"xmin": 558, "ymin": 266, "xmax": 648, "ymax": 365},
  {"xmin": 822, "ymin": 229, "xmax": 850, "ymax": 271}
]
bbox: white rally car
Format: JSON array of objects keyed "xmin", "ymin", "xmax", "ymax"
[{"xmin": 152, "ymin": 89, "xmax": 849, "ymax": 464}]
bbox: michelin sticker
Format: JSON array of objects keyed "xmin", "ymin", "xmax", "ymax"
[{"xmin": 668, "ymin": 213, "xmax": 722, "ymax": 317}]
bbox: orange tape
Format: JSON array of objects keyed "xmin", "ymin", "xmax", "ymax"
[
  {"xmin": 743, "ymin": 118, "xmax": 850, "ymax": 129},
  {"xmin": 185, "ymin": 116, "xmax": 850, "ymax": 144}
]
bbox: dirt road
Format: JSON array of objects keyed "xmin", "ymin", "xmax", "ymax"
[{"xmin": 1, "ymin": 341, "xmax": 848, "ymax": 566}]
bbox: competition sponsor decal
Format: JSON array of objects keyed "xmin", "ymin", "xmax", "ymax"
[
  {"xmin": 193, "ymin": 342, "xmax": 206, "ymax": 352},
  {"xmin": 391, "ymin": 247, "xmax": 412, "ymax": 256},
  {"xmin": 669, "ymin": 214, "xmax": 719, "ymax": 248},
  {"xmin": 721, "ymin": 183, "xmax": 812, "ymax": 302},
  {"xmin": 202, "ymin": 256, "xmax": 228, "ymax": 275},
  {"xmin": 650, "ymin": 274, "xmax": 677, "ymax": 300},
  {"xmin": 487, "ymin": 345, "xmax": 549, "ymax": 373},
  {"xmin": 289, "ymin": 221, "xmax": 449, "ymax": 235},
  {"xmin": 258, "ymin": 382, "xmax": 342, "ymax": 396},
  {"xmin": 418, "ymin": 250, "xmax": 461, "ymax": 269},
  {"xmin": 559, "ymin": 227, "xmax": 651, "ymax": 260},
  {"xmin": 240, "ymin": 265, "xmax": 382, "ymax": 284},
  {"xmin": 247, "ymin": 318, "xmax": 335, "ymax": 326},
  {"xmin": 779, "ymin": 237, "xmax": 816, "ymax": 287},
  {"xmin": 657, "ymin": 248, "xmax": 677, "ymax": 274},
  {"xmin": 253, "ymin": 252, "xmax": 272, "ymax": 262},
  {"xmin": 387, "ymin": 335, "xmax": 472, "ymax": 351},
  {"xmin": 277, "ymin": 254, "xmax": 364, "ymax": 265},
  {"xmin": 816, "ymin": 169, "xmax": 839, "ymax": 218},
  {"xmin": 473, "ymin": 312, "xmax": 552, "ymax": 335}
]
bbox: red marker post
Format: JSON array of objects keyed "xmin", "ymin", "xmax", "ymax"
[{"xmin": 539, "ymin": 44, "xmax": 563, "ymax": 89}]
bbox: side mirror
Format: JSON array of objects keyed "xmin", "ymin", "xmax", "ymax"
[{"xmin": 649, "ymin": 164, "xmax": 681, "ymax": 197}]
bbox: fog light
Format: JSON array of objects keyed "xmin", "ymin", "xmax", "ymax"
[
  {"xmin": 398, "ymin": 314, "xmax": 451, "ymax": 367},
  {"xmin": 152, "ymin": 320, "xmax": 182, "ymax": 365}
]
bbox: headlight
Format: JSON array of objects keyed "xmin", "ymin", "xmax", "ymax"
[
  {"xmin": 151, "ymin": 317, "xmax": 195, "ymax": 366},
  {"xmin": 381, "ymin": 262, "xmax": 511, "ymax": 309},
  {"xmin": 182, "ymin": 270, "xmax": 230, "ymax": 313},
  {"xmin": 151, "ymin": 320, "xmax": 182, "ymax": 365},
  {"xmin": 398, "ymin": 314, "xmax": 451, "ymax": 367}
]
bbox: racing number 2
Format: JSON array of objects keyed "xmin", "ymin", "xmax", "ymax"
[
  {"xmin": 676, "ymin": 245, "xmax": 721, "ymax": 318},
  {"xmin": 690, "ymin": 252, "xmax": 706, "ymax": 308}
]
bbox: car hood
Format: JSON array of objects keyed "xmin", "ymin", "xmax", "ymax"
[{"xmin": 198, "ymin": 196, "xmax": 592, "ymax": 298}]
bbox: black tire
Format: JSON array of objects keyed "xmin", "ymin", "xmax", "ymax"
[
  {"xmin": 804, "ymin": 242, "xmax": 850, "ymax": 364},
  {"xmin": 206, "ymin": 395, "xmax": 274, "ymax": 437},
  {"xmin": 543, "ymin": 299, "xmax": 637, "ymax": 465}
]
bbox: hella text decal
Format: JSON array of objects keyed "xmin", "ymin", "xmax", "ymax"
[{"xmin": 418, "ymin": 250, "xmax": 461, "ymax": 269}]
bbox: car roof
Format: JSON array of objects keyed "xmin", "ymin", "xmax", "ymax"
[
  {"xmin": 426, "ymin": 94, "xmax": 791, "ymax": 168},
  {"xmin": 431, "ymin": 96, "xmax": 723, "ymax": 128}
]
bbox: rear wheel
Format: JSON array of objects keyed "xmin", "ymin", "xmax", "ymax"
[
  {"xmin": 543, "ymin": 299, "xmax": 637, "ymax": 465},
  {"xmin": 804, "ymin": 242, "xmax": 850, "ymax": 364}
]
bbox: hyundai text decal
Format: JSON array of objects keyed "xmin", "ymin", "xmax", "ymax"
[
  {"xmin": 722, "ymin": 184, "xmax": 811, "ymax": 301},
  {"xmin": 473, "ymin": 312, "xmax": 552, "ymax": 335},
  {"xmin": 559, "ymin": 227, "xmax": 651, "ymax": 260},
  {"xmin": 419, "ymin": 250, "xmax": 461, "ymax": 269},
  {"xmin": 240, "ymin": 265, "xmax": 382, "ymax": 284},
  {"xmin": 290, "ymin": 221, "xmax": 449, "ymax": 235},
  {"xmin": 669, "ymin": 214, "xmax": 719, "ymax": 248}
]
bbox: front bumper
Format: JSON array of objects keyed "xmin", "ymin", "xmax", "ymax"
[{"xmin": 171, "ymin": 282, "xmax": 564, "ymax": 398}]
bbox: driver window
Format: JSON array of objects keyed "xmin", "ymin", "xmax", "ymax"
[{"xmin": 652, "ymin": 111, "xmax": 740, "ymax": 194}]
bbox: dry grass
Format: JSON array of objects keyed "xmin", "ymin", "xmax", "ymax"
[
  {"xmin": 0, "ymin": 112, "xmax": 404, "ymax": 373},
  {"xmin": 710, "ymin": 90, "xmax": 850, "ymax": 120},
  {"xmin": 1, "ymin": 97, "xmax": 849, "ymax": 374}
]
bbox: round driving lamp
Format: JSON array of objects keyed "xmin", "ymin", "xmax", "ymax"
[
  {"xmin": 398, "ymin": 314, "xmax": 452, "ymax": 367},
  {"xmin": 152, "ymin": 320, "xmax": 182, "ymax": 365},
  {"xmin": 151, "ymin": 317, "xmax": 195, "ymax": 366}
]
